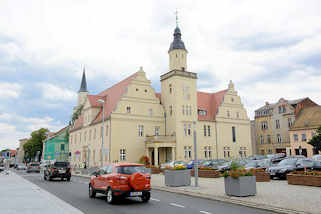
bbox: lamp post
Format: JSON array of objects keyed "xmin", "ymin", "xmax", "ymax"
[
  {"xmin": 98, "ymin": 99, "xmax": 105, "ymax": 167},
  {"xmin": 193, "ymin": 121, "xmax": 198, "ymax": 187}
]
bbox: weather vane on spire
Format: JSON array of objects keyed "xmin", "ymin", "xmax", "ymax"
[{"xmin": 175, "ymin": 9, "xmax": 179, "ymax": 27}]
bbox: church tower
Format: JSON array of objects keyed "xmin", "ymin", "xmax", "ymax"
[
  {"xmin": 78, "ymin": 67, "xmax": 88, "ymax": 107},
  {"xmin": 161, "ymin": 17, "xmax": 198, "ymax": 160}
]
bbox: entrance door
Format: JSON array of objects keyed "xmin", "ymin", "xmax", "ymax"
[
  {"xmin": 295, "ymin": 148, "xmax": 307, "ymax": 157},
  {"xmin": 276, "ymin": 148, "xmax": 286, "ymax": 154}
]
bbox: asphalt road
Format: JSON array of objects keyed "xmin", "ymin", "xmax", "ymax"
[{"xmin": 16, "ymin": 170, "xmax": 276, "ymax": 214}]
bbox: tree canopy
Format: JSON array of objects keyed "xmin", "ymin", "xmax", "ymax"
[
  {"xmin": 308, "ymin": 125, "xmax": 321, "ymax": 154},
  {"xmin": 23, "ymin": 128, "xmax": 49, "ymax": 161}
]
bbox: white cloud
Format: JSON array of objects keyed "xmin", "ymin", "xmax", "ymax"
[
  {"xmin": 0, "ymin": 82, "xmax": 22, "ymax": 98},
  {"xmin": 37, "ymin": 82, "xmax": 77, "ymax": 101}
]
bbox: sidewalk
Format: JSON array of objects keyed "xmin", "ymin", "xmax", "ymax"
[
  {"xmin": 151, "ymin": 174, "xmax": 320, "ymax": 214},
  {"xmin": 0, "ymin": 171, "xmax": 84, "ymax": 214}
]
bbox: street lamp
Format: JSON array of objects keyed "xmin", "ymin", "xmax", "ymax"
[
  {"xmin": 193, "ymin": 121, "xmax": 198, "ymax": 187},
  {"xmin": 98, "ymin": 99, "xmax": 105, "ymax": 167}
]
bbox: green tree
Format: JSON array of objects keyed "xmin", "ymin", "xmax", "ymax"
[
  {"xmin": 308, "ymin": 125, "xmax": 321, "ymax": 154},
  {"xmin": 23, "ymin": 128, "xmax": 49, "ymax": 161}
]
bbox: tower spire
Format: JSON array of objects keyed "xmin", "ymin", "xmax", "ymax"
[
  {"xmin": 175, "ymin": 9, "xmax": 179, "ymax": 27},
  {"xmin": 78, "ymin": 66, "xmax": 88, "ymax": 92}
]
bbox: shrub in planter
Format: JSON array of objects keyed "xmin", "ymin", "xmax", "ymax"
[
  {"xmin": 287, "ymin": 171, "xmax": 321, "ymax": 187},
  {"xmin": 223, "ymin": 163, "xmax": 256, "ymax": 197},
  {"xmin": 164, "ymin": 165, "xmax": 191, "ymax": 187}
]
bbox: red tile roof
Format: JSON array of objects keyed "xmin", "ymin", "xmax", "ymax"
[
  {"xmin": 197, "ymin": 90, "xmax": 228, "ymax": 121},
  {"xmin": 71, "ymin": 72, "xmax": 138, "ymax": 131}
]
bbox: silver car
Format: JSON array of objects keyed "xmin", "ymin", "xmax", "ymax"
[{"xmin": 16, "ymin": 164, "xmax": 27, "ymax": 170}]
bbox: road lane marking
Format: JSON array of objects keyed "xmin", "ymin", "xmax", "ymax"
[
  {"xmin": 151, "ymin": 198, "xmax": 160, "ymax": 202},
  {"xmin": 170, "ymin": 203, "xmax": 185, "ymax": 208},
  {"xmin": 200, "ymin": 211, "xmax": 212, "ymax": 214}
]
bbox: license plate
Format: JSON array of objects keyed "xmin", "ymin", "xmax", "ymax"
[
  {"xmin": 59, "ymin": 170, "xmax": 65, "ymax": 173},
  {"xmin": 130, "ymin": 192, "xmax": 142, "ymax": 196}
]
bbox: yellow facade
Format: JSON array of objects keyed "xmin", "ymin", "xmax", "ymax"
[{"xmin": 69, "ymin": 26, "xmax": 252, "ymax": 168}]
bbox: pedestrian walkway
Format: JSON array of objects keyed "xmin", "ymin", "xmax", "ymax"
[
  {"xmin": 151, "ymin": 174, "xmax": 320, "ymax": 214},
  {"xmin": 0, "ymin": 171, "xmax": 84, "ymax": 214}
]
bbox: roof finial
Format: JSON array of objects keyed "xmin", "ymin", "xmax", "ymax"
[{"xmin": 175, "ymin": 9, "xmax": 179, "ymax": 27}]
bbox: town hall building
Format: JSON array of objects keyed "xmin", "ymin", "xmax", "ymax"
[{"xmin": 69, "ymin": 24, "xmax": 252, "ymax": 167}]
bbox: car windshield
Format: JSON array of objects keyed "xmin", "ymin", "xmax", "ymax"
[
  {"xmin": 175, "ymin": 161, "xmax": 185, "ymax": 165},
  {"xmin": 278, "ymin": 159, "xmax": 297, "ymax": 166},
  {"xmin": 117, "ymin": 166, "xmax": 147, "ymax": 175},
  {"xmin": 54, "ymin": 162, "xmax": 69, "ymax": 167},
  {"xmin": 31, "ymin": 163, "xmax": 39, "ymax": 166}
]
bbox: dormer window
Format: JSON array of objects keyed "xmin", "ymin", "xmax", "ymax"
[{"xmin": 126, "ymin": 106, "xmax": 131, "ymax": 113}]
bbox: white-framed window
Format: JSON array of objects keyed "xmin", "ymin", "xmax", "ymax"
[
  {"xmin": 261, "ymin": 121, "xmax": 268, "ymax": 130},
  {"xmin": 294, "ymin": 134, "xmax": 298, "ymax": 141},
  {"xmin": 302, "ymin": 133, "xmax": 307, "ymax": 142},
  {"xmin": 184, "ymin": 146, "xmax": 192, "ymax": 160},
  {"xmin": 260, "ymin": 135, "xmax": 264, "ymax": 144},
  {"xmin": 138, "ymin": 125, "xmax": 144, "ymax": 137},
  {"xmin": 204, "ymin": 146, "xmax": 212, "ymax": 159},
  {"xmin": 239, "ymin": 147, "xmax": 247, "ymax": 158},
  {"xmin": 224, "ymin": 147, "xmax": 231, "ymax": 158},
  {"xmin": 155, "ymin": 126, "xmax": 160, "ymax": 136},
  {"xmin": 187, "ymin": 124, "xmax": 191, "ymax": 136},
  {"xmin": 288, "ymin": 118, "xmax": 293, "ymax": 128},
  {"xmin": 126, "ymin": 106, "xmax": 131, "ymax": 113},
  {"xmin": 184, "ymin": 124, "xmax": 187, "ymax": 136},
  {"xmin": 120, "ymin": 149, "xmax": 126, "ymax": 161},
  {"xmin": 277, "ymin": 134, "xmax": 281, "ymax": 143},
  {"xmin": 276, "ymin": 120, "xmax": 280, "ymax": 129}
]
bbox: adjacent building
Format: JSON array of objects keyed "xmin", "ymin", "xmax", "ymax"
[
  {"xmin": 16, "ymin": 138, "xmax": 29, "ymax": 163},
  {"xmin": 43, "ymin": 126, "xmax": 70, "ymax": 161},
  {"xmin": 69, "ymin": 24, "xmax": 252, "ymax": 168},
  {"xmin": 254, "ymin": 98, "xmax": 317, "ymax": 155},
  {"xmin": 289, "ymin": 106, "xmax": 321, "ymax": 157}
]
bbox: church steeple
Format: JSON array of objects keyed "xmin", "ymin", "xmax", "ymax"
[{"xmin": 78, "ymin": 67, "xmax": 88, "ymax": 93}]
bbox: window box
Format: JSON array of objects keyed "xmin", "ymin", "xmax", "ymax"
[
  {"xmin": 190, "ymin": 169, "xmax": 221, "ymax": 178},
  {"xmin": 164, "ymin": 169, "xmax": 191, "ymax": 187},
  {"xmin": 287, "ymin": 174, "xmax": 321, "ymax": 187},
  {"xmin": 224, "ymin": 176, "xmax": 256, "ymax": 197}
]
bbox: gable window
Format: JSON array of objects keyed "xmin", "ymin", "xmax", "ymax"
[
  {"xmin": 232, "ymin": 126, "xmax": 236, "ymax": 142},
  {"xmin": 155, "ymin": 126, "xmax": 160, "ymax": 136},
  {"xmin": 294, "ymin": 134, "xmax": 298, "ymax": 141},
  {"xmin": 120, "ymin": 149, "xmax": 126, "ymax": 161},
  {"xmin": 302, "ymin": 133, "xmax": 307, "ymax": 142},
  {"xmin": 276, "ymin": 120, "xmax": 280, "ymax": 129},
  {"xmin": 277, "ymin": 134, "xmax": 281, "ymax": 143},
  {"xmin": 208, "ymin": 126, "xmax": 211, "ymax": 137},
  {"xmin": 126, "ymin": 106, "xmax": 131, "ymax": 113},
  {"xmin": 203, "ymin": 125, "xmax": 207, "ymax": 136},
  {"xmin": 138, "ymin": 125, "xmax": 144, "ymax": 137}
]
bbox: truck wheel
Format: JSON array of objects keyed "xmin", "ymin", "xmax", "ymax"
[
  {"xmin": 141, "ymin": 192, "xmax": 150, "ymax": 203},
  {"xmin": 106, "ymin": 188, "xmax": 116, "ymax": 204}
]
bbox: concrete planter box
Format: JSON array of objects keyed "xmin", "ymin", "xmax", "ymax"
[
  {"xmin": 287, "ymin": 174, "xmax": 321, "ymax": 187},
  {"xmin": 191, "ymin": 169, "xmax": 221, "ymax": 178},
  {"xmin": 164, "ymin": 169, "xmax": 191, "ymax": 187},
  {"xmin": 224, "ymin": 176, "xmax": 256, "ymax": 197}
]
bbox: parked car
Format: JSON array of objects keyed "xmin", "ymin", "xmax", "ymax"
[
  {"xmin": 160, "ymin": 161, "xmax": 186, "ymax": 170},
  {"xmin": 248, "ymin": 155, "xmax": 267, "ymax": 160},
  {"xmin": 256, "ymin": 158, "xmax": 274, "ymax": 170},
  {"xmin": 186, "ymin": 160, "xmax": 204, "ymax": 169},
  {"xmin": 89, "ymin": 163, "xmax": 151, "ymax": 204},
  {"xmin": 200, "ymin": 159, "xmax": 227, "ymax": 169},
  {"xmin": 44, "ymin": 161, "xmax": 71, "ymax": 181},
  {"xmin": 312, "ymin": 154, "xmax": 321, "ymax": 161},
  {"xmin": 16, "ymin": 164, "xmax": 27, "ymax": 170},
  {"xmin": 267, "ymin": 158, "xmax": 313, "ymax": 179},
  {"xmin": 27, "ymin": 162, "xmax": 40, "ymax": 173},
  {"xmin": 0, "ymin": 164, "xmax": 4, "ymax": 172}
]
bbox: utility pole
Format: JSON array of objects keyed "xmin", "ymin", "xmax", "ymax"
[
  {"xmin": 98, "ymin": 99, "xmax": 105, "ymax": 167},
  {"xmin": 193, "ymin": 121, "xmax": 198, "ymax": 187}
]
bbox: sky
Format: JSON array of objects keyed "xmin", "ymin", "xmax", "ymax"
[{"xmin": 1, "ymin": 0, "xmax": 321, "ymax": 150}]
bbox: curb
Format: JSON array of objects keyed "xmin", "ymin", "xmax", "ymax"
[{"xmin": 151, "ymin": 186, "xmax": 311, "ymax": 214}]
